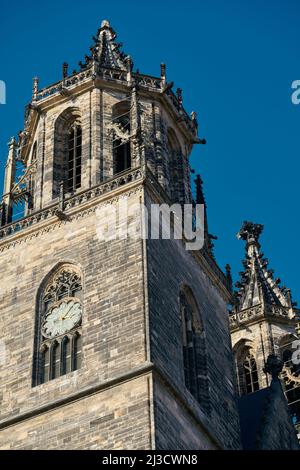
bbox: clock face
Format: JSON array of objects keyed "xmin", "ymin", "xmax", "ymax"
[{"xmin": 42, "ymin": 299, "xmax": 82, "ymax": 339}]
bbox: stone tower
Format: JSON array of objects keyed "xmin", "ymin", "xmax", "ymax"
[
  {"xmin": 230, "ymin": 221, "xmax": 300, "ymax": 436},
  {"xmin": 0, "ymin": 20, "xmax": 241, "ymax": 450}
]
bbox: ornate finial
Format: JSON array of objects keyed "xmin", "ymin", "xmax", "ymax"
[
  {"xmin": 125, "ymin": 56, "xmax": 133, "ymax": 83},
  {"xmin": 160, "ymin": 63, "xmax": 166, "ymax": 83},
  {"xmin": 194, "ymin": 175, "xmax": 205, "ymax": 205},
  {"xmin": 190, "ymin": 111, "xmax": 198, "ymax": 131},
  {"xmin": 176, "ymin": 88, "xmax": 183, "ymax": 106},
  {"xmin": 237, "ymin": 221, "xmax": 264, "ymax": 244},
  {"xmin": 263, "ymin": 354, "xmax": 283, "ymax": 381},
  {"xmin": 101, "ymin": 19, "xmax": 110, "ymax": 28},
  {"xmin": 32, "ymin": 77, "xmax": 39, "ymax": 101},
  {"xmin": 8, "ymin": 136, "xmax": 16, "ymax": 147},
  {"xmin": 62, "ymin": 62, "xmax": 69, "ymax": 80},
  {"xmin": 225, "ymin": 264, "xmax": 233, "ymax": 292},
  {"xmin": 93, "ymin": 20, "xmax": 128, "ymax": 70},
  {"xmin": 125, "ymin": 56, "xmax": 133, "ymax": 70}
]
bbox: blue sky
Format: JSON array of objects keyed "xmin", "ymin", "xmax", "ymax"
[{"xmin": 1, "ymin": 0, "xmax": 300, "ymax": 301}]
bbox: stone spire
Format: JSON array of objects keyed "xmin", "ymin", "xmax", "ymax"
[
  {"xmin": 89, "ymin": 20, "xmax": 130, "ymax": 70},
  {"xmin": 234, "ymin": 221, "xmax": 295, "ymax": 313}
]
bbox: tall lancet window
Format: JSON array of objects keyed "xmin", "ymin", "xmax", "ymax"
[
  {"xmin": 53, "ymin": 108, "xmax": 82, "ymax": 198},
  {"xmin": 180, "ymin": 287, "xmax": 210, "ymax": 413},
  {"xmin": 112, "ymin": 101, "xmax": 131, "ymax": 174},
  {"xmin": 67, "ymin": 123, "xmax": 82, "ymax": 193},
  {"xmin": 33, "ymin": 265, "xmax": 83, "ymax": 386}
]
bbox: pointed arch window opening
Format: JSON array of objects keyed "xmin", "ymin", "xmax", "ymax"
[
  {"xmin": 9, "ymin": 158, "xmax": 29, "ymax": 223},
  {"xmin": 180, "ymin": 289, "xmax": 210, "ymax": 414},
  {"xmin": 3, "ymin": 147, "xmax": 39, "ymax": 225},
  {"xmin": 50, "ymin": 341, "xmax": 60, "ymax": 380},
  {"xmin": 243, "ymin": 354, "xmax": 259, "ymax": 394},
  {"xmin": 73, "ymin": 333, "xmax": 83, "ymax": 370},
  {"xmin": 112, "ymin": 103, "xmax": 132, "ymax": 175},
  {"xmin": 236, "ymin": 348, "xmax": 260, "ymax": 396},
  {"xmin": 34, "ymin": 268, "xmax": 83, "ymax": 387},
  {"xmin": 53, "ymin": 110, "xmax": 82, "ymax": 199},
  {"xmin": 66, "ymin": 123, "xmax": 82, "ymax": 194}
]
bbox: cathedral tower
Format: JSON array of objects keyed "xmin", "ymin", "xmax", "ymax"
[
  {"xmin": 0, "ymin": 20, "xmax": 241, "ymax": 449},
  {"xmin": 230, "ymin": 222, "xmax": 300, "ymax": 438}
]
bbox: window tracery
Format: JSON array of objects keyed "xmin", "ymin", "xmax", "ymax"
[{"xmin": 33, "ymin": 266, "xmax": 83, "ymax": 386}]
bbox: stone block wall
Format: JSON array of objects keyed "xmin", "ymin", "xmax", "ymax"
[
  {"xmin": 0, "ymin": 181, "xmax": 242, "ymax": 450},
  {"xmin": 0, "ymin": 187, "xmax": 149, "ymax": 449},
  {"xmin": 145, "ymin": 189, "xmax": 241, "ymax": 450}
]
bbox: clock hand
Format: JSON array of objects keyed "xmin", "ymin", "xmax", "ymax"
[
  {"xmin": 61, "ymin": 302, "xmax": 74, "ymax": 320},
  {"xmin": 64, "ymin": 304, "xmax": 81, "ymax": 321}
]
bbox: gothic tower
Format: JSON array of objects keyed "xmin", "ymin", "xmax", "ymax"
[
  {"xmin": 0, "ymin": 20, "xmax": 241, "ymax": 449},
  {"xmin": 230, "ymin": 221, "xmax": 300, "ymax": 438}
]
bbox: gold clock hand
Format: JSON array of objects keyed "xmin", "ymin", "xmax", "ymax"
[{"xmin": 61, "ymin": 302, "xmax": 74, "ymax": 320}]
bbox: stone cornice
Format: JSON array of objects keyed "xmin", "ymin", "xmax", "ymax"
[
  {"xmin": 0, "ymin": 362, "xmax": 223, "ymax": 449},
  {"xmin": 230, "ymin": 303, "xmax": 300, "ymax": 332},
  {"xmin": 0, "ymin": 168, "xmax": 144, "ymax": 251}
]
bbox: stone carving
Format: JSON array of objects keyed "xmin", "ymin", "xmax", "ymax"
[{"xmin": 263, "ymin": 354, "xmax": 283, "ymax": 380}]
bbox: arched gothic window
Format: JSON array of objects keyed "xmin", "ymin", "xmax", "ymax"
[
  {"xmin": 67, "ymin": 123, "xmax": 82, "ymax": 193},
  {"xmin": 235, "ymin": 346, "xmax": 259, "ymax": 396},
  {"xmin": 243, "ymin": 354, "xmax": 259, "ymax": 394},
  {"xmin": 53, "ymin": 108, "xmax": 82, "ymax": 198},
  {"xmin": 33, "ymin": 266, "xmax": 83, "ymax": 386},
  {"xmin": 180, "ymin": 287, "xmax": 210, "ymax": 413},
  {"xmin": 112, "ymin": 101, "xmax": 131, "ymax": 175}
]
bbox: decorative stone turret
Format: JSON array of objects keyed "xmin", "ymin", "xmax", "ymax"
[
  {"xmin": 231, "ymin": 221, "xmax": 300, "ymax": 434},
  {"xmin": 0, "ymin": 19, "xmax": 200, "ymax": 229},
  {"xmin": 231, "ymin": 221, "xmax": 298, "ymax": 327}
]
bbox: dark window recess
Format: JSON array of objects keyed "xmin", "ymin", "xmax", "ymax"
[
  {"xmin": 180, "ymin": 289, "xmax": 210, "ymax": 414},
  {"xmin": 67, "ymin": 125, "xmax": 82, "ymax": 193}
]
